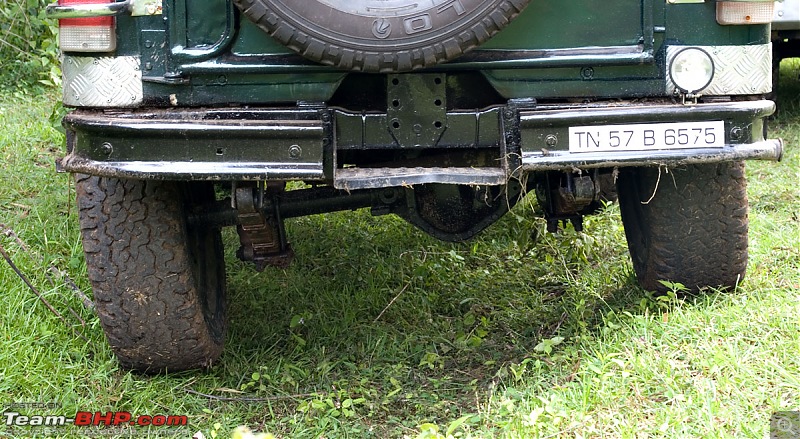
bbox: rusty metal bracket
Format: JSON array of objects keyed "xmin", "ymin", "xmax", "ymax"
[
  {"xmin": 234, "ymin": 183, "xmax": 293, "ymax": 271},
  {"xmin": 537, "ymin": 172, "xmax": 599, "ymax": 233}
]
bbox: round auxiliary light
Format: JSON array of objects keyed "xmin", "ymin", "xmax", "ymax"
[{"xmin": 669, "ymin": 47, "xmax": 715, "ymax": 94}]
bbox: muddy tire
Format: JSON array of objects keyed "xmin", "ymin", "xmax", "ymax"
[
  {"xmin": 233, "ymin": 0, "xmax": 530, "ymax": 72},
  {"xmin": 76, "ymin": 175, "xmax": 226, "ymax": 372},
  {"xmin": 617, "ymin": 162, "xmax": 749, "ymax": 292}
]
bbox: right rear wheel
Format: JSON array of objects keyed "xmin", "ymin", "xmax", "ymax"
[{"xmin": 616, "ymin": 162, "xmax": 749, "ymax": 292}]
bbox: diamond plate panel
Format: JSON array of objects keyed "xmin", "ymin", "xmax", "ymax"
[
  {"xmin": 63, "ymin": 56, "xmax": 142, "ymax": 107},
  {"xmin": 666, "ymin": 44, "xmax": 772, "ymax": 96}
]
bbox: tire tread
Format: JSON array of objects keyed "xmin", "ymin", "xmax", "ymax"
[
  {"xmin": 617, "ymin": 162, "xmax": 748, "ymax": 292},
  {"xmin": 233, "ymin": 0, "xmax": 529, "ymax": 72},
  {"xmin": 76, "ymin": 175, "xmax": 225, "ymax": 372}
]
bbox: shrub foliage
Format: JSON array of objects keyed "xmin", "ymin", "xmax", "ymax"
[{"xmin": 0, "ymin": 0, "xmax": 60, "ymax": 88}]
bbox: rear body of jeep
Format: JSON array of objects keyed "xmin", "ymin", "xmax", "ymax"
[{"xmin": 49, "ymin": 0, "xmax": 783, "ymax": 371}]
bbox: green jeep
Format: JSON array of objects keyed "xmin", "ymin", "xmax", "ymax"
[{"xmin": 48, "ymin": 0, "xmax": 783, "ymax": 371}]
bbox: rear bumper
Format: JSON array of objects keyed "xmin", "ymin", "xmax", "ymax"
[
  {"xmin": 61, "ymin": 108, "xmax": 329, "ymax": 181},
  {"xmin": 517, "ymin": 100, "xmax": 782, "ymax": 171},
  {"xmin": 60, "ymin": 100, "xmax": 782, "ymax": 186}
]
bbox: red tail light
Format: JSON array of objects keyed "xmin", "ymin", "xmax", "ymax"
[{"xmin": 58, "ymin": 0, "xmax": 117, "ymax": 52}]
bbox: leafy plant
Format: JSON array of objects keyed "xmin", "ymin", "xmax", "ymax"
[
  {"xmin": 297, "ymin": 390, "xmax": 367, "ymax": 420},
  {"xmin": 657, "ymin": 280, "xmax": 689, "ymax": 295},
  {"xmin": 455, "ymin": 311, "xmax": 491, "ymax": 348},
  {"xmin": 413, "ymin": 415, "xmax": 475, "ymax": 439},
  {"xmin": 239, "ymin": 372, "xmax": 266, "ymax": 393},
  {"xmin": 419, "ymin": 351, "xmax": 445, "ymax": 370},
  {"xmin": 0, "ymin": 0, "xmax": 60, "ymax": 89},
  {"xmin": 533, "ymin": 335, "xmax": 565, "ymax": 356}
]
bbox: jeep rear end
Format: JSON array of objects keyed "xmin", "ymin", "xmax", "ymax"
[{"xmin": 48, "ymin": 0, "xmax": 783, "ymax": 371}]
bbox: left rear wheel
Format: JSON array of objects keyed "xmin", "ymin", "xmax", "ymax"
[{"xmin": 76, "ymin": 175, "xmax": 227, "ymax": 372}]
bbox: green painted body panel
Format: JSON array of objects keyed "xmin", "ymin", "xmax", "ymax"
[
  {"xmin": 126, "ymin": 0, "xmax": 767, "ymax": 105},
  {"xmin": 664, "ymin": 3, "xmax": 769, "ymax": 45},
  {"xmin": 185, "ymin": 1, "xmax": 228, "ymax": 48},
  {"xmin": 233, "ymin": 21, "xmax": 294, "ymax": 56},
  {"xmin": 480, "ymin": 0, "xmax": 649, "ymax": 50}
]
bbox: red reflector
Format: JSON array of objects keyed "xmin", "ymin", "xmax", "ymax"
[
  {"xmin": 58, "ymin": 0, "xmax": 114, "ymax": 27},
  {"xmin": 60, "ymin": 16, "xmax": 114, "ymax": 27}
]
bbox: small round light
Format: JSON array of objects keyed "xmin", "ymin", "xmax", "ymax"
[{"xmin": 669, "ymin": 47, "xmax": 715, "ymax": 94}]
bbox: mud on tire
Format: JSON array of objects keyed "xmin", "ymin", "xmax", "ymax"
[
  {"xmin": 233, "ymin": 0, "xmax": 531, "ymax": 72},
  {"xmin": 617, "ymin": 162, "xmax": 749, "ymax": 292},
  {"xmin": 76, "ymin": 175, "xmax": 226, "ymax": 372}
]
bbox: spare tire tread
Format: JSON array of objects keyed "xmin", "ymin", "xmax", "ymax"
[{"xmin": 233, "ymin": 0, "xmax": 529, "ymax": 72}]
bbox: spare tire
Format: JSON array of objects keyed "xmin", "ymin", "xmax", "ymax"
[{"xmin": 233, "ymin": 0, "xmax": 531, "ymax": 72}]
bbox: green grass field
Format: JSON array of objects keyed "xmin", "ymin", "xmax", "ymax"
[{"xmin": 1, "ymin": 60, "xmax": 798, "ymax": 439}]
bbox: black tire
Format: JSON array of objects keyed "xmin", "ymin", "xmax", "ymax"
[
  {"xmin": 617, "ymin": 162, "xmax": 748, "ymax": 292},
  {"xmin": 76, "ymin": 175, "xmax": 226, "ymax": 372},
  {"xmin": 233, "ymin": 0, "xmax": 530, "ymax": 72}
]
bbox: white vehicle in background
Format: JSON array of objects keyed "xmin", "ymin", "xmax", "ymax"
[{"xmin": 773, "ymin": 0, "xmax": 800, "ymax": 89}]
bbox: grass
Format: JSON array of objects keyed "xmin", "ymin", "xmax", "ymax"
[{"xmin": 0, "ymin": 59, "xmax": 798, "ymax": 438}]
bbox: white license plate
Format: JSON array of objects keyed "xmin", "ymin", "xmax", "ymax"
[{"xmin": 568, "ymin": 121, "xmax": 725, "ymax": 153}]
